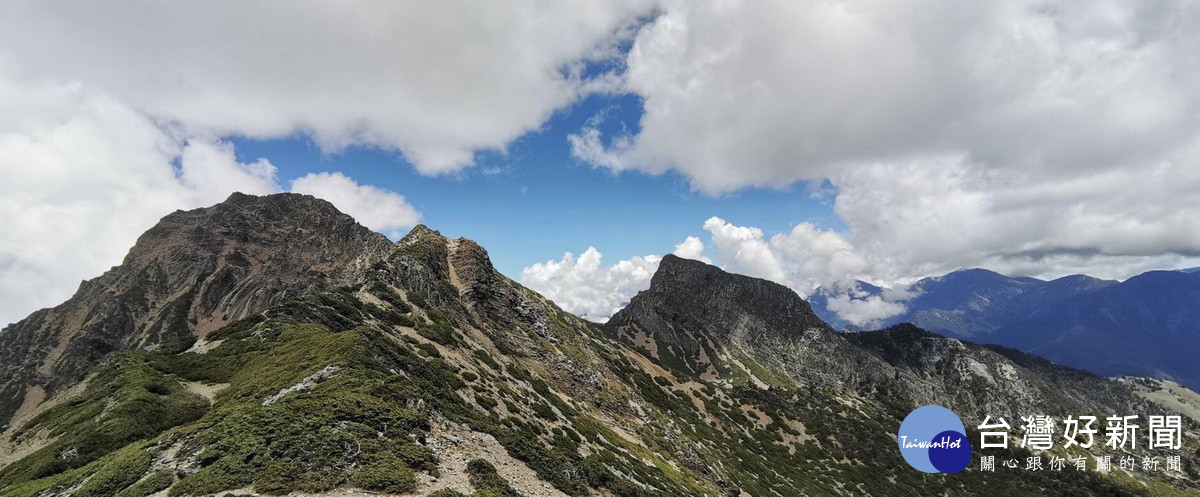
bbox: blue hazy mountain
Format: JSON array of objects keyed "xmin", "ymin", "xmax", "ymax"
[
  {"xmin": 810, "ymin": 268, "xmax": 1200, "ymax": 390},
  {"xmin": 809, "ymin": 268, "xmax": 1113, "ymax": 335}
]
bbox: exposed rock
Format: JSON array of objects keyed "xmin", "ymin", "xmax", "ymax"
[{"xmin": 0, "ymin": 192, "xmax": 392, "ymax": 427}]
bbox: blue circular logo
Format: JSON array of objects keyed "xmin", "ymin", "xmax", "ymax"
[{"xmin": 898, "ymin": 405, "xmax": 972, "ymax": 474}]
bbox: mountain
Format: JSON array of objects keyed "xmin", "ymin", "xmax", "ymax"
[
  {"xmin": 808, "ymin": 269, "xmax": 1115, "ymax": 336},
  {"xmin": 996, "ymin": 270, "xmax": 1200, "ymax": 390},
  {"xmin": 0, "ymin": 192, "xmax": 394, "ymax": 429},
  {"xmin": 0, "ymin": 194, "xmax": 1196, "ymax": 497},
  {"xmin": 602, "ymin": 254, "xmax": 873, "ymax": 391},
  {"xmin": 810, "ymin": 268, "xmax": 1200, "ymax": 390}
]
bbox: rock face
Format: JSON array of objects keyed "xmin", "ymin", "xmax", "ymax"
[
  {"xmin": 0, "ymin": 193, "xmax": 1196, "ymax": 497},
  {"xmin": 0, "ymin": 192, "xmax": 392, "ymax": 427},
  {"xmin": 604, "ymin": 254, "xmax": 887, "ymax": 390}
]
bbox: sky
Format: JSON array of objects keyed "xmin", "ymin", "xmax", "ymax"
[{"xmin": 2, "ymin": 0, "xmax": 1200, "ymax": 327}]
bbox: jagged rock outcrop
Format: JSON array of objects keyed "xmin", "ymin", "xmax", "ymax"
[{"xmin": 604, "ymin": 254, "xmax": 887, "ymax": 389}]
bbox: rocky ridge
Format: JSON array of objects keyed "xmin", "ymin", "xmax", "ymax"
[{"xmin": 0, "ymin": 193, "xmax": 1195, "ymax": 497}]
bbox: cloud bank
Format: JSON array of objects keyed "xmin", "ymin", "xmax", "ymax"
[
  {"xmin": 0, "ymin": 1, "xmax": 654, "ymax": 173},
  {"xmin": 0, "ymin": 1, "xmax": 653, "ymax": 325},
  {"xmin": 573, "ymin": 0, "xmax": 1200, "ymax": 269},
  {"xmin": 547, "ymin": 0, "xmax": 1200, "ymax": 322}
]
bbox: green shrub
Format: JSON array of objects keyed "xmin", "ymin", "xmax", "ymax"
[
  {"xmin": 465, "ymin": 459, "xmax": 522, "ymax": 497},
  {"xmin": 417, "ymin": 319, "xmax": 456, "ymax": 345},
  {"xmin": 417, "ymin": 342, "xmax": 442, "ymax": 358},
  {"xmin": 472, "ymin": 350, "xmax": 501, "ymax": 370},
  {"xmin": 475, "ymin": 394, "xmax": 498, "ymax": 411},
  {"xmin": 115, "ymin": 469, "xmax": 174, "ymax": 497},
  {"xmin": 0, "ymin": 357, "xmax": 207, "ymax": 488},
  {"xmin": 369, "ymin": 283, "xmax": 413, "ymax": 313},
  {"xmin": 531, "ymin": 402, "xmax": 556, "ymax": 420},
  {"xmin": 75, "ymin": 444, "xmax": 151, "ymax": 497},
  {"xmin": 394, "ymin": 444, "xmax": 438, "ymax": 473},
  {"xmin": 351, "ymin": 459, "xmax": 416, "ymax": 494}
]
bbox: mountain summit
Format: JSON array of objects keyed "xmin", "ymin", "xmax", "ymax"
[
  {"xmin": 0, "ymin": 193, "xmax": 1196, "ymax": 497},
  {"xmin": 604, "ymin": 254, "xmax": 884, "ymax": 390},
  {"xmin": 0, "ymin": 192, "xmax": 393, "ymax": 426}
]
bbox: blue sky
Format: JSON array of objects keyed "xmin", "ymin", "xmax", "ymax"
[{"xmin": 231, "ymin": 93, "xmax": 844, "ymax": 278}]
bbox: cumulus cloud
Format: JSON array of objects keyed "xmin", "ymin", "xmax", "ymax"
[
  {"xmin": 521, "ymin": 248, "xmax": 661, "ymax": 321},
  {"xmin": 702, "ymin": 216, "xmax": 877, "ymax": 296},
  {"xmin": 582, "ymin": 0, "xmax": 1200, "ymax": 189},
  {"xmin": 702, "ymin": 217, "xmax": 787, "ymax": 283},
  {"xmin": 291, "ymin": 172, "xmax": 420, "ymax": 239},
  {"xmin": 571, "ymin": 0, "xmax": 1200, "ymax": 285},
  {"xmin": 0, "ymin": 1, "xmax": 655, "ymax": 174},
  {"xmin": 830, "ymin": 155, "xmax": 1200, "ymax": 281},
  {"xmin": 523, "ymin": 218, "xmax": 892, "ymax": 323},
  {"xmin": 520, "ymin": 236, "xmax": 710, "ymax": 322},
  {"xmin": 824, "ymin": 293, "xmax": 908, "ymax": 328},
  {"xmin": 671, "ymin": 236, "xmax": 710, "ymax": 263}
]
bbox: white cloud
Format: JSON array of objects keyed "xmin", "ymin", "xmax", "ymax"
[
  {"xmin": 671, "ymin": 236, "xmax": 710, "ymax": 263},
  {"xmin": 702, "ymin": 217, "xmax": 787, "ymax": 283},
  {"xmin": 522, "ymin": 218, "xmax": 887, "ymax": 323},
  {"xmin": 0, "ymin": 1, "xmax": 655, "ymax": 174},
  {"xmin": 583, "ymin": 0, "xmax": 1200, "ymax": 191},
  {"xmin": 768, "ymin": 221, "xmax": 872, "ymax": 295},
  {"xmin": 701, "ymin": 216, "xmax": 876, "ymax": 296},
  {"xmin": 830, "ymin": 155, "xmax": 1200, "ymax": 281},
  {"xmin": 519, "ymin": 236, "xmax": 707, "ymax": 322},
  {"xmin": 0, "ymin": 81, "xmax": 280, "ymax": 326},
  {"xmin": 521, "ymin": 247, "xmax": 661, "ymax": 322},
  {"xmin": 824, "ymin": 293, "xmax": 907, "ymax": 328},
  {"xmin": 570, "ymin": 0, "xmax": 1200, "ymax": 284},
  {"xmin": 290, "ymin": 172, "xmax": 420, "ymax": 239},
  {"xmin": 179, "ymin": 141, "xmax": 279, "ymax": 198}
]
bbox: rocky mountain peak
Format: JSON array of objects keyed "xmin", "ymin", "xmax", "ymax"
[
  {"xmin": 124, "ymin": 192, "xmax": 390, "ymax": 275},
  {"xmin": 398, "ymin": 223, "xmax": 444, "ymax": 245},
  {"xmin": 604, "ymin": 254, "xmax": 861, "ymax": 385},
  {"xmin": 391, "ymin": 224, "xmax": 503, "ymax": 295},
  {"xmin": 0, "ymin": 192, "xmax": 394, "ymax": 426},
  {"xmin": 611, "ymin": 254, "xmax": 830, "ymax": 342}
]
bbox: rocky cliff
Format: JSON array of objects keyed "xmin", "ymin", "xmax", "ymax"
[{"xmin": 0, "ymin": 192, "xmax": 392, "ymax": 428}]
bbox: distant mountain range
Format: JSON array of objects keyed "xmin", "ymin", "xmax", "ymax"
[{"xmin": 810, "ymin": 267, "xmax": 1200, "ymax": 390}]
